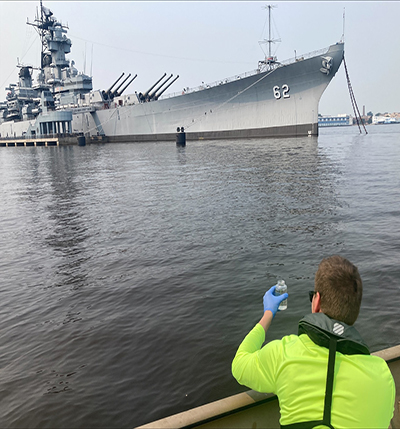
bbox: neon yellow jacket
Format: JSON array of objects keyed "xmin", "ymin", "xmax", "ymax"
[{"xmin": 232, "ymin": 323, "xmax": 395, "ymax": 428}]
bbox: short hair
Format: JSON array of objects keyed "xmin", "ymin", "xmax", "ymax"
[{"xmin": 314, "ymin": 255, "xmax": 362, "ymax": 325}]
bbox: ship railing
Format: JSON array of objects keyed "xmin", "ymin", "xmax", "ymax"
[
  {"xmin": 278, "ymin": 46, "xmax": 330, "ymax": 66},
  {"xmin": 158, "ymin": 45, "xmax": 331, "ymax": 101}
]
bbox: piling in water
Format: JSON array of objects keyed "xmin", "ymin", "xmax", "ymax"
[{"xmin": 176, "ymin": 127, "xmax": 186, "ymax": 146}]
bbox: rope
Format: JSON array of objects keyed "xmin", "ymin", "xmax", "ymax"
[{"xmin": 343, "ymin": 55, "xmax": 367, "ymax": 135}]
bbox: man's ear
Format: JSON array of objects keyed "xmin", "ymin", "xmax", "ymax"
[{"xmin": 313, "ymin": 292, "xmax": 322, "ymax": 313}]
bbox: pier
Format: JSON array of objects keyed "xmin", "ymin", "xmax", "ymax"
[
  {"xmin": 0, "ymin": 137, "xmax": 59, "ymax": 147},
  {"xmin": 0, "ymin": 134, "xmax": 108, "ymax": 147}
]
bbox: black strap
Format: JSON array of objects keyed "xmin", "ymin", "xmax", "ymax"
[
  {"xmin": 323, "ymin": 337, "xmax": 337, "ymax": 426},
  {"xmin": 281, "ymin": 337, "xmax": 337, "ymax": 429}
]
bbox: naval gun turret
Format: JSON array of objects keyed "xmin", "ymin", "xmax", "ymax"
[
  {"xmin": 138, "ymin": 73, "xmax": 166, "ymax": 102},
  {"xmin": 154, "ymin": 75, "xmax": 180, "ymax": 100},
  {"xmin": 111, "ymin": 73, "xmax": 132, "ymax": 98},
  {"xmin": 102, "ymin": 72, "xmax": 125, "ymax": 101},
  {"xmin": 115, "ymin": 74, "xmax": 137, "ymax": 97},
  {"xmin": 147, "ymin": 74, "xmax": 173, "ymax": 101}
]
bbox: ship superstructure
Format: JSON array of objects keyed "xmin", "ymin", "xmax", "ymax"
[{"xmin": 0, "ymin": 1, "xmax": 93, "ymax": 138}]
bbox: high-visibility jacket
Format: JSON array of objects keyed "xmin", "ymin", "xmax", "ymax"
[{"xmin": 232, "ymin": 314, "xmax": 395, "ymax": 428}]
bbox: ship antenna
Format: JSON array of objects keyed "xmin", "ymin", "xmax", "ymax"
[
  {"xmin": 90, "ymin": 43, "xmax": 94, "ymax": 77},
  {"xmin": 39, "ymin": 0, "xmax": 45, "ymax": 71},
  {"xmin": 264, "ymin": 5, "xmax": 280, "ymax": 57},
  {"xmin": 341, "ymin": 7, "xmax": 345, "ymax": 43},
  {"xmin": 84, "ymin": 41, "xmax": 87, "ymax": 75},
  {"xmin": 259, "ymin": 4, "xmax": 280, "ymax": 66},
  {"xmin": 40, "ymin": 0, "xmax": 43, "ymax": 70},
  {"xmin": 27, "ymin": 0, "xmax": 50, "ymax": 75},
  {"xmin": 268, "ymin": 5, "xmax": 272, "ymax": 58}
]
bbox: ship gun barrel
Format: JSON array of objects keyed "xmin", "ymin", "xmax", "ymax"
[
  {"xmin": 107, "ymin": 73, "xmax": 124, "ymax": 94},
  {"xmin": 103, "ymin": 73, "xmax": 125, "ymax": 100},
  {"xmin": 148, "ymin": 74, "xmax": 173, "ymax": 100},
  {"xmin": 116, "ymin": 74, "xmax": 137, "ymax": 96},
  {"xmin": 155, "ymin": 75, "xmax": 180, "ymax": 100},
  {"xmin": 112, "ymin": 73, "xmax": 131, "ymax": 97},
  {"xmin": 140, "ymin": 73, "xmax": 167, "ymax": 102}
]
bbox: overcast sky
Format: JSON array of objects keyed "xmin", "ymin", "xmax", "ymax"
[{"xmin": 0, "ymin": 1, "xmax": 399, "ymax": 115}]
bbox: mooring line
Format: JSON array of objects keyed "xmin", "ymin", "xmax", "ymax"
[{"xmin": 343, "ymin": 55, "xmax": 367, "ymax": 135}]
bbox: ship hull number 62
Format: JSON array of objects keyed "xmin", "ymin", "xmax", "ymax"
[{"xmin": 273, "ymin": 85, "xmax": 290, "ymax": 99}]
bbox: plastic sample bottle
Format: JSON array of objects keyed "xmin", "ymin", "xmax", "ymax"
[{"xmin": 274, "ymin": 279, "xmax": 287, "ymax": 310}]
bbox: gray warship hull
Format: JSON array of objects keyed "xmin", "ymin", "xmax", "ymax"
[
  {"xmin": 0, "ymin": 1, "xmax": 344, "ymax": 143},
  {"xmin": 74, "ymin": 43, "xmax": 344, "ymax": 141}
]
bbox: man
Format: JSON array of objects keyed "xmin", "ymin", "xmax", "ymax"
[{"xmin": 232, "ymin": 255, "xmax": 395, "ymax": 428}]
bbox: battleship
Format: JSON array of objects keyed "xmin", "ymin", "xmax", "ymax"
[{"xmin": 0, "ymin": 3, "xmax": 344, "ymax": 142}]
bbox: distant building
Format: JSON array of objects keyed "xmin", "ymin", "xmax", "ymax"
[
  {"xmin": 361, "ymin": 115, "xmax": 372, "ymax": 125},
  {"xmin": 318, "ymin": 114, "xmax": 353, "ymax": 127},
  {"xmin": 372, "ymin": 114, "xmax": 400, "ymax": 124}
]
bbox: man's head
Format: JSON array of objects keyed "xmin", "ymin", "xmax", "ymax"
[{"xmin": 314, "ymin": 255, "xmax": 363, "ymax": 325}]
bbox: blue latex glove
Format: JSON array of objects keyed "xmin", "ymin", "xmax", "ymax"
[{"xmin": 263, "ymin": 286, "xmax": 289, "ymax": 317}]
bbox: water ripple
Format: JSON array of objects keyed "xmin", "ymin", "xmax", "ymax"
[{"xmin": 0, "ymin": 125, "xmax": 399, "ymax": 427}]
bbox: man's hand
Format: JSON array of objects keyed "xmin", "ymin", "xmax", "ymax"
[{"xmin": 263, "ymin": 286, "xmax": 288, "ymax": 317}]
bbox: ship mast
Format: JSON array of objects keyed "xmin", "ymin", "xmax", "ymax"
[
  {"xmin": 39, "ymin": 0, "xmax": 44, "ymax": 70},
  {"xmin": 27, "ymin": 0, "xmax": 46, "ymax": 72},
  {"xmin": 268, "ymin": 5, "xmax": 273, "ymax": 59},
  {"xmin": 258, "ymin": 4, "xmax": 281, "ymax": 70},
  {"xmin": 264, "ymin": 4, "xmax": 280, "ymax": 61},
  {"xmin": 27, "ymin": 2, "xmax": 72, "ymax": 90}
]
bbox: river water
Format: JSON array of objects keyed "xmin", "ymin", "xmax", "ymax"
[{"xmin": 0, "ymin": 125, "xmax": 399, "ymax": 428}]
